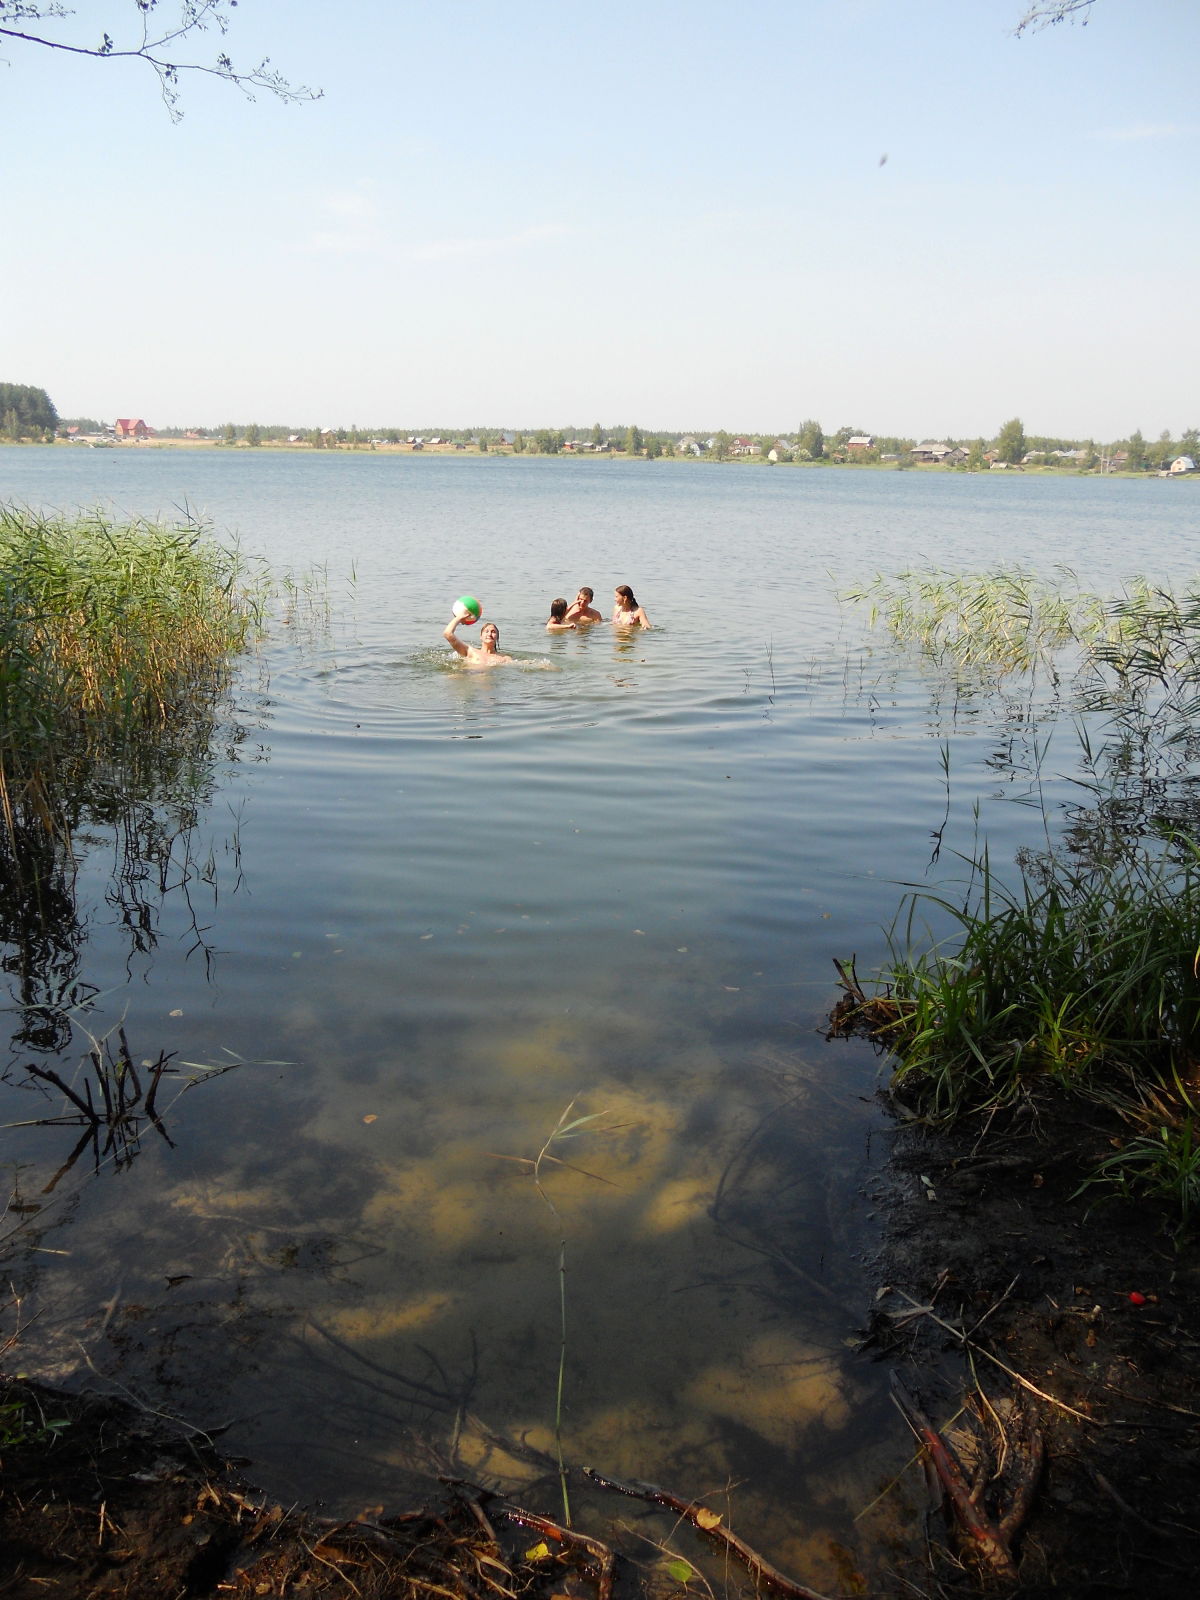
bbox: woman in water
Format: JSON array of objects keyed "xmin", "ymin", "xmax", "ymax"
[
  {"xmin": 546, "ymin": 598, "xmax": 577, "ymax": 631},
  {"xmin": 612, "ymin": 585, "xmax": 651, "ymax": 627}
]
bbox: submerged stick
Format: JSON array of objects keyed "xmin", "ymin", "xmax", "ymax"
[
  {"xmin": 582, "ymin": 1467, "xmax": 833, "ymax": 1600},
  {"xmin": 24, "ymin": 1061, "xmax": 94, "ymax": 1119},
  {"xmin": 458, "ymin": 1490, "xmax": 614, "ymax": 1600}
]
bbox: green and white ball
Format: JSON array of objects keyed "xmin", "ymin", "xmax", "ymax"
[{"xmin": 453, "ymin": 595, "xmax": 482, "ymax": 624}]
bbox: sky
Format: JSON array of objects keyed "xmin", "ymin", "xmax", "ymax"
[{"xmin": 1, "ymin": 0, "xmax": 1197, "ymax": 439}]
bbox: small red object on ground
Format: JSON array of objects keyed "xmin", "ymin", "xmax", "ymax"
[{"xmin": 1128, "ymin": 1291, "xmax": 1147, "ymax": 1306}]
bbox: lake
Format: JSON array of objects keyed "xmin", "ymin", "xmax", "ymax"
[{"xmin": 2, "ymin": 447, "xmax": 1197, "ymax": 1586}]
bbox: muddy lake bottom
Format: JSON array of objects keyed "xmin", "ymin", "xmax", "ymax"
[{"xmin": 4, "ymin": 1100, "xmax": 1199, "ymax": 1600}]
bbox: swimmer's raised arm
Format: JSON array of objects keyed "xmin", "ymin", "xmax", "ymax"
[{"xmin": 443, "ymin": 615, "xmax": 470, "ymax": 657}]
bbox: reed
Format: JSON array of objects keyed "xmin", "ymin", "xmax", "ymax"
[
  {"xmin": 495, "ymin": 1100, "xmax": 618, "ymax": 1527},
  {"xmin": 838, "ymin": 565, "xmax": 1200, "ymax": 1221},
  {"xmin": 839, "ymin": 566, "xmax": 1107, "ymax": 678},
  {"xmin": 0, "ymin": 504, "xmax": 263, "ymax": 832},
  {"xmin": 842, "ymin": 567, "xmax": 1200, "ymax": 743}
]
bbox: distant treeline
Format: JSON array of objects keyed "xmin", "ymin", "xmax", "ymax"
[
  {"xmin": 1, "ymin": 384, "xmax": 58, "ymax": 441},
  {"xmin": 32, "ymin": 398, "xmax": 1200, "ymax": 472},
  {"xmin": 146, "ymin": 417, "xmax": 1200, "ymax": 468}
]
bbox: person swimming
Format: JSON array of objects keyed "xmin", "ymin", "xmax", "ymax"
[
  {"xmin": 546, "ymin": 598, "xmax": 577, "ymax": 631},
  {"xmin": 443, "ymin": 611, "xmax": 514, "ymax": 667},
  {"xmin": 566, "ymin": 586, "xmax": 603, "ymax": 623},
  {"xmin": 612, "ymin": 585, "xmax": 651, "ymax": 627}
]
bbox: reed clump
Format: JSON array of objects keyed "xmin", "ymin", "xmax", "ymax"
[
  {"xmin": 838, "ymin": 567, "xmax": 1200, "ymax": 1223},
  {"xmin": 0, "ymin": 504, "xmax": 262, "ymax": 823},
  {"xmin": 839, "ymin": 566, "xmax": 1107, "ymax": 678}
]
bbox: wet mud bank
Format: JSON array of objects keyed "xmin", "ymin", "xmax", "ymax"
[
  {"xmin": 0, "ymin": 1377, "xmax": 601, "ymax": 1600},
  {"xmin": 863, "ymin": 1096, "xmax": 1200, "ymax": 1596}
]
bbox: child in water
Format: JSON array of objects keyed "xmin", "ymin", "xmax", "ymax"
[
  {"xmin": 612, "ymin": 585, "xmax": 651, "ymax": 627},
  {"xmin": 546, "ymin": 598, "xmax": 577, "ymax": 631}
]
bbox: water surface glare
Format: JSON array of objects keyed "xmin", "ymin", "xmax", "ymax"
[{"xmin": 3, "ymin": 447, "xmax": 1198, "ymax": 1585}]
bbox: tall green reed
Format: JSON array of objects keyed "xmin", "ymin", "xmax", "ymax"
[
  {"xmin": 0, "ymin": 503, "xmax": 264, "ymax": 834},
  {"xmin": 497, "ymin": 1100, "xmax": 618, "ymax": 1526},
  {"xmin": 839, "ymin": 566, "xmax": 1107, "ymax": 679},
  {"xmin": 0, "ymin": 505, "xmax": 266, "ymax": 1042}
]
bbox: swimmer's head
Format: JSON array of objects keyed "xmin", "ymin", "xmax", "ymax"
[
  {"xmin": 480, "ymin": 621, "xmax": 500, "ymax": 646},
  {"xmin": 576, "ymin": 587, "xmax": 593, "ymax": 605},
  {"xmin": 615, "ymin": 585, "xmax": 638, "ymax": 608},
  {"xmin": 549, "ymin": 598, "xmax": 569, "ymax": 623}
]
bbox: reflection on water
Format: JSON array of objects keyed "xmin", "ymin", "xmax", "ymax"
[{"xmin": 2, "ymin": 450, "xmax": 1197, "ymax": 1588}]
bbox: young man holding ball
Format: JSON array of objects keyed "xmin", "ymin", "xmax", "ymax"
[{"xmin": 443, "ymin": 610, "xmax": 513, "ymax": 668}]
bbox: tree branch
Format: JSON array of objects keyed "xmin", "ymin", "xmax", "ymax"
[
  {"xmin": 0, "ymin": 2, "xmax": 321, "ymax": 119},
  {"xmin": 1014, "ymin": 1, "xmax": 1097, "ymax": 36}
]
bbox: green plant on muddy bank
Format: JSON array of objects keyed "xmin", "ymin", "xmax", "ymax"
[
  {"xmin": 1078, "ymin": 1117, "xmax": 1200, "ymax": 1227},
  {"xmin": 868, "ymin": 840, "xmax": 1200, "ymax": 1123},
  {"xmin": 0, "ymin": 1396, "xmax": 69, "ymax": 1454}
]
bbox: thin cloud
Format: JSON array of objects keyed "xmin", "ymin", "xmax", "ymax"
[
  {"xmin": 307, "ymin": 229, "xmax": 381, "ymax": 255},
  {"xmin": 1091, "ymin": 122, "xmax": 1197, "ymax": 142},
  {"xmin": 404, "ymin": 223, "xmax": 571, "ymax": 263},
  {"xmin": 304, "ymin": 184, "xmax": 386, "ymax": 254},
  {"xmin": 322, "ymin": 184, "xmax": 381, "ymax": 220}
]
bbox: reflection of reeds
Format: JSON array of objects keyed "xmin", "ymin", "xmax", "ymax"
[{"xmin": 10, "ymin": 1025, "xmax": 176, "ymax": 1191}]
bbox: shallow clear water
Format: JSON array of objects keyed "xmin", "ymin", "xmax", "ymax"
[{"xmin": 2, "ymin": 447, "xmax": 1197, "ymax": 1584}]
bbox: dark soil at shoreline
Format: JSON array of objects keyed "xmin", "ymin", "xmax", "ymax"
[
  {"xmin": 3, "ymin": 1098, "xmax": 1198, "ymax": 1599},
  {"xmin": 863, "ymin": 1095, "xmax": 1200, "ymax": 1597}
]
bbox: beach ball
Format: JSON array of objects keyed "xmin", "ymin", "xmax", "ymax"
[{"xmin": 453, "ymin": 595, "xmax": 482, "ymax": 624}]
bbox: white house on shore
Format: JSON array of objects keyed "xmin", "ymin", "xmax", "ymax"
[{"xmin": 1170, "ymin": 455, "xmax": 1196, "ymax": 475}]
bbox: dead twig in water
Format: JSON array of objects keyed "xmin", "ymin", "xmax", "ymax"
[
  {"xmin": 582, "ymin": 1467, "xmax": 833, "ymax": 1600},
  {"xmin": 828, "ymin": 955, "xmax": 915, "ymax": 1038},
  {"xmin": 446, "ymin": 1481, "xmax": 614, "ymax": 1600}
]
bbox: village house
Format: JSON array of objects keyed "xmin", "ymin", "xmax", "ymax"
[
  {"xmin": 911, "ymin": 441, "xmax": 951, "ymax": 463},
  {"xmin": 114, "ymin": 418, "xmax": 154, "ymax": 440},
  {"xmin": 1169, "ymin": 455, "xmax": 1196, "ymax": 475},
  {"xmin": 846, "ymin": 435, "xmax": 875, "ymax": 452}
]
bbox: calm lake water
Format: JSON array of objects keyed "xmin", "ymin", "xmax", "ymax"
[{"xmin": 2, "ymin": 447, "xmax": 1197, "ymax": 1585}]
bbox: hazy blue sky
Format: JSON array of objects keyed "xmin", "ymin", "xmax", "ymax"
[{"xmin": 2, "ymin": 1, "xmax": 1196, "ymax": 437}]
